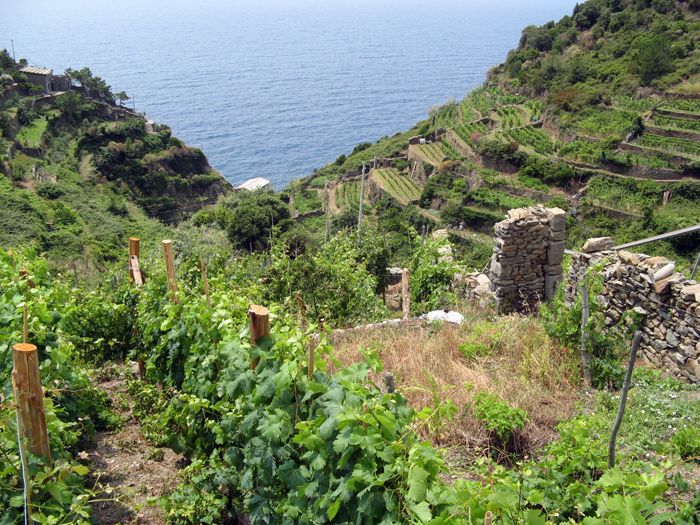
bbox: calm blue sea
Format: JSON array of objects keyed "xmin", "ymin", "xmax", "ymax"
[{"xmin": 4, "ymin": 0, "xmax": 577, "ymax": 188}]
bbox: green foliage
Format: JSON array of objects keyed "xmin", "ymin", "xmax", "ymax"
[
  {"xmin": 633, "ymin": 34, "xmax": 675, "ymax": 84},
  {"xmin": 410, "ymin": 235, "xmax": 456, "ymax": 311},
  {"xmin": 458, "ymin": 321, "xmax": 505, "ymax": 360},
  {"xmin": 541, "ymin": 269, "xmax": 628, "ymax": 389},
  {"xmin": 0, "ymin": 252, "xmax": 119, "ymax": 523},
  {"xmin": 519, "ymin": 156, "xmax": 577, "ymax": 186},
  {"xmin": 670, "ymin": 427, "xmax": 700, "ymax": 460},
  {"xmin": 473, "ymin": 392, "xmax": 528, "ymax": 440},
  {"xmin": 227, "ymin": 191, "xmax": 292, "ymax": 251},
  {"xmin": 265, "ymin": 232, "xmax": 388, "ymax": 326}
]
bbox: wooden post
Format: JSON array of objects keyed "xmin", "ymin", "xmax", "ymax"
[
  {"xmin": 128, "ymin": 237, "xmax": 144, "ymax": 285},
  {"xmin": 608, "ymin": 331, "xmax": 642, "ymax": 468},
  {"xmin": 401, "ymin": 268, "xmax": 410, "ymax": 320},
  {"xmin": 12, "ymin": 343, "xmax": 51, "ymax": 461},
  {"xmin": 161, "ymin": 240, "xmax": 179, "ymax": 303},
  {"xmin": 200, "ymin": 257, "xmax": 211, "ymax": 307},
  {"xmin": 484, "ymin": 511, "xmax": 493, "ymax": 525},
  {"xmin": 248, "ymin": 305, "xmax": 270, "ymax": 346},
  {"xmin": 129, "ymin": 237, "xmax": 140, "ymax": 259},
  {"xmin": 580, "ymin": 282, "xmax": 592, "ymax": 388}
]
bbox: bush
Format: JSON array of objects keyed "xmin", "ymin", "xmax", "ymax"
[
  {"xmin": 671, "ymin": 427, "xmax": 700, "ymax": 460},
  {"xmin": 227, "ymin": 191, "xmax": 292, "ymax": 251}
]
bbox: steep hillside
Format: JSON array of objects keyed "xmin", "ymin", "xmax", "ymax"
[
  {"xmin": 281, "ymin": 0, "xmax": 700, "ymax": 270},
  {"xmin": 0, "ymin": 53, "xmax": 230, "ymax": 271}
]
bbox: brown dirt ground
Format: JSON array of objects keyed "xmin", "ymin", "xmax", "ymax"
[{"xmin": 86, "ymin": 365, "xmax": 181, "ymax": 525}]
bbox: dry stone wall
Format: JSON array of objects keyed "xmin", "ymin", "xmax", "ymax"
[
  {"xmin": 489, "ymin": 206, "xmax": 566, "ymax": 313},
  {"xmin": 566, "ymin": 245, "xmax": 700, "ymax": 383}
]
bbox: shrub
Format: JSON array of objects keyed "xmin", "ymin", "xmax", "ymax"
[
  {"xmin": 671, "ymin": 427, "xmax": 700, "ymax": 460},
  {"xmin": 473, "ymin": 392, "xmax": 529, "ymax": 460}
]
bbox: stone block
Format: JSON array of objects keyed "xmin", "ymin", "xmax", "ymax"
[
  {"xmin": 618, "ymin": 250, "xmax": 640, "ymax": 265},
  {"xmin": 582, "ymin": 237, "xmax": 614, "ymax": 253},
  {"xmin": 550, "ymin": 229, "xmax": 566, "ymax": 242},
  {"xmin": 546, "ymin": 207, "xmax": 567, "ymax": 232},
  {"xmin": 547, "ymin": 241, "xmax": 565, "ymax": 265},
  {"xmin": 545, "ymin": 273, "xmax": 563, "ymax": 302}
]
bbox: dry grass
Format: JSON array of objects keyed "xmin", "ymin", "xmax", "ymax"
[{"xmin": 329, "ymin": 304, "xmax": 581, "ymax": 458}]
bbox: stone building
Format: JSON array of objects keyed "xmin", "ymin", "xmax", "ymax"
[{"xmin": 19, "ymin": 66, "xmax": 71, "ymax": 94}]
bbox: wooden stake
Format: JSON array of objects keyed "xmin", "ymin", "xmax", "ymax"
[
  {"xmin": 12, "ymin": 343, "xmax": 51, "ymax": 461},
  {"xmin": 608, "ymin": 331, "xmax": 642, "ymax": 469},
  {"xmin": 248, "ymin": 305, "xmax": 270, "ymax": 346},
  {"xmin": 200, "ymin": 257, "xmax": 211, "ymax": 307},
  {"xmin": 580, "ymin": 282, "xmax": 592, "ymax": 388},
  {"xmin": 130, "ymin": 256, "xmax": 143, "ymax": 287},
  {"xmin": 401, "ymin": 268, "xmax": 410, "ymax": 320},
  {"xmin": 128, "ymin": 237, "xmax": 144, "ymax": 285},
  {"xmin": 161, "ymin": 240, "xmax": 179, "ymax": 303},
  {"xmin": 484, "ymin": 511, "xmax": 493, "ymax": 525},
  {"xmin": 129, "ymin": 237, "xmax": 140, "ymax": 259}
]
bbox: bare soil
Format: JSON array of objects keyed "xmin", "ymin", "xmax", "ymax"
[{"xmin": 86, "ymin": 365, "xmax": 181, "ymax": 525}]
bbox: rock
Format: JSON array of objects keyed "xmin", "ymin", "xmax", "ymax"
[
  {"xmin": 422, "ymin": 310, "xmax": 464, "ymax": 324},
  {"xmin": 582, "ymin": 237, "xmax": 614, "ymax": 253},
  {"xmin": 507, "ymin": 208, "xmax": 532, "ymax": 221},
  {"xmin": 680, "ymin": 284, "xmax": 700, "ymax": 302},
  {"xmin": 666, "ymin": 330, "xmax": 679, "ymax": 347},
  {"xmin": 652, "ymin": 262, "xmax": 675, "ymax": 282},
  {"xmin": 618, "ymin": 250, "xmax": 640, "ymax": 265},
  {"xmin": 654, "ymin": 276, "xmax": 674, "ymax": 295},
  {"xmin": 547, "ymin": 241, "xmax": 565, "ymax": 265},
  {"xmin": 546, "ymin": 207, "xmax": 567, "ymax": 232},
  {"xmin": 640, "ymin": 256, "xmax": 671, "ymax": 269}
]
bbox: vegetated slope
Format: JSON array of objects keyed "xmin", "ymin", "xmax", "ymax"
[
  {"xmin": 283, "ymin": 0, "xmax": 700, "ymax": 270},
  {"xmin": 2, "ymin": 239, "xmax": 699, "ymax": 525},
  {"xmin": 0, "ymin": 53, "xmax": 230, "ymax": 272}
]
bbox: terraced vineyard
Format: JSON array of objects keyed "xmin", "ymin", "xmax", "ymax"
[
  {"xmin": 415, "ymin": 142, "xmax": 447, "ymax": 165},
  {"xmin": 371, "ymin": 168, "xmax": 421, "ymax": 205},
  {"xmin": 335, "ymin": 180, "xmax": 364, "ymax": 209},
  {"xmin": 636, "ymin": 132, "xmax": 700, "ymax": 158},
  {"xmin": 652, "ymin": 114, "xmax": 700, "ymax": 132},
  {"xmin": 440, "ymin": 139, "xmax": 462, "ymax": 160},
  {"xmin": 454, "ymin": 121, "xmax": 488, "ymax": 146},
  {"xmin": 494, "ymin": 106, "xmax": 523, "ymax": 129},
  {"xmin": 659, "ymin": 99, "xmax": 700, "ymax": 113},
  {"xmin": 501, "ymin": 126, "xmax": 558, "ymax": 155}
]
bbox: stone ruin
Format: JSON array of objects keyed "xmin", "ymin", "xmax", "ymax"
[
  {"xmin": 488, "ymin": 206, "xmax": 567, "ymax": 313},
  {"xmin": 567, "ymin": 240, "xmax": 700, "ymax": 383}
]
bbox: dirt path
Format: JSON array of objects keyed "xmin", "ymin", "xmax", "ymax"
[{"xmin": 87, "ymin": 364, "xmax": 181, "ymax": 525}]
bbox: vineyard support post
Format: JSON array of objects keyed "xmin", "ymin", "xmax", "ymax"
[
  {"xmin": 580, "ymin": 282, "xmax": 592, "ymax": 387},
  {"xmin": 401, "ymin": 268, "xmax": 410, "ymax": 320},
  {"xmin": 129, "ymin": 237, "xmax": 144, "ymax": 286},
  {"xmin": 161, "ymin": 240, "xmax": 179, "ymax": 303},
  {"xmin": 12, "ymin": 343, "xmax": 51, "ymax": 461},
  {"xmin": 249, "ymin": 305, "xmax": 270, "ymax": 368},
  {"xmin": 608, "ymin": 331, "xmax": 642, "ymax": 468}
]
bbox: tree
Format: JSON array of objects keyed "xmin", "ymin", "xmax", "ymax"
[
  {"xmin": 634, "ymin": 35, "xmax": 674, "ymax": 84},
  {"xmin": 115, "ymin": 91, "xmax": 130, "ymax": 106},
  {"xmin": 227, "ymin": 191, "xmax": 291, "ymax": 251}
]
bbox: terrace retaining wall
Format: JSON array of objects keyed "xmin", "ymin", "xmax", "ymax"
[{"xmin": 565, "ymin": 246, "xmax": 700, "ymax": 384}]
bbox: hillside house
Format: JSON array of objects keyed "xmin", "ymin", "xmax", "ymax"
[{"xmin": 19, "ymin": 66, "xmax": 71, "ymax": 94}]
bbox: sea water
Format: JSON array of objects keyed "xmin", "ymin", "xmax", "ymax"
[{"xmin": 4, "ymin": 0, "xmax": 577, "ymax": 187}]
